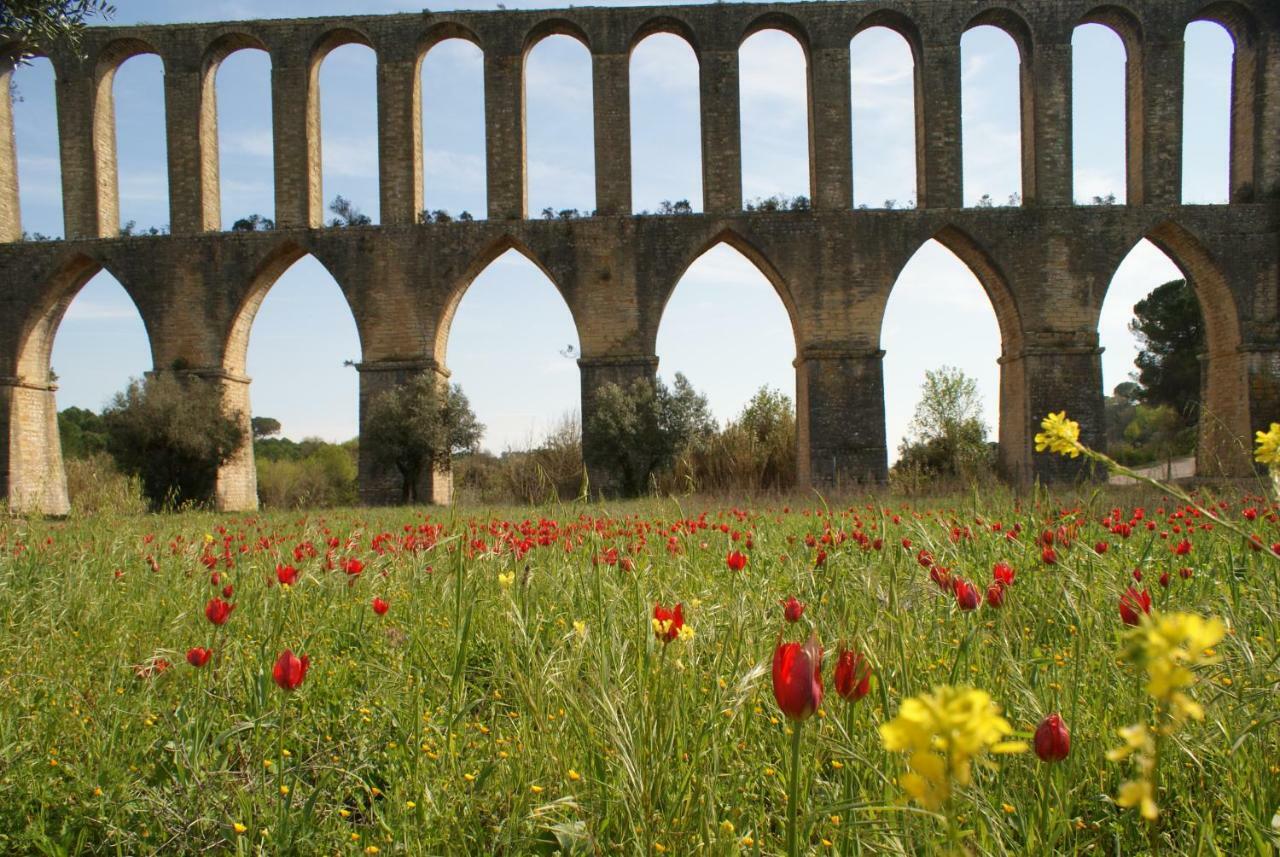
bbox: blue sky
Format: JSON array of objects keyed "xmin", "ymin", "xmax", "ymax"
[{"xmin": 9, "ymin": 1, "xmax": 1235, "ymax": 458}]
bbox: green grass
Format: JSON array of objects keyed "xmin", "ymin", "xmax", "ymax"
[{"xmin": 0, "ymin": 490, "xmax": 1277, "ymax": 855}]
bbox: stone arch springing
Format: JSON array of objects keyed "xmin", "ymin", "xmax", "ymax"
[
  {"xmin": 629, "ymin": 29, "xmax": 702, "ymax": 214},
  {"xmin": 523, "ymin": 25, "xmax": 595, "ymax": 218},
  {"xmin": 738, "ymin": 18, "xmax": 813, "ymax": 207},
  {"xmin": 1077, "ymin": 6, "xmax": 1144, "ymax": 204},
  {"xmin": 1098, "ymin": 221, "xmax": 1250, "ymax": 474},
  {"xmin": 436, "ymin": 235, "xmax": 582, "ymax": 455},
  {"xmin": 307, "ymin": 28, "xmax": 379, "ymax": 225},
  {"xmin": 850, "ymin": 21, "xmax": 919, "ymax": 209},
  {"xmin": 200, "ymin": 33, "xmax": 273, "ymax": 231},
  {"xmin": 961, "ymin": 10, "xmax": 1031, "ymax": 207},
  {"xmin": 418, "ymin": 24, "xmax": 486, "ymax": 220},
  {"xmin": 92, "ymin": 37, "xmax": 165, "ymax": 237},
  {"xmin": 880, "ymin": 225, "xmax": 1026, "ymax": 477}
]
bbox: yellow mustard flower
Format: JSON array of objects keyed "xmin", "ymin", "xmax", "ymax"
[
  {"xmin": 1122, "ymin": 612, "xmax": 1224, "ymax": 723},
  {"xmin": 879, "ymin": 685, "xmax": 1027, "ymax": 810},
  {"xmin": 497, "ymin": 571, "xmax": 515, "ymax": 589},
  {"xmin": 1255, "ymin": 423, "xmax": 1280, "ymax": 466},
  {"xmin": 1034, "ymin": 411, "xmax": 1082, "ymax": 458}
]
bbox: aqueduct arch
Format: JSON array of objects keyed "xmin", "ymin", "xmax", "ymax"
[{"xmin": 1, "ymin": 0, "xmax": 1278, "ymax": 511}]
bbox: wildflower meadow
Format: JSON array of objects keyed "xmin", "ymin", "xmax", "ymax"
[{"xmin": 1, "ymin": 420, "xmax": 1279, "ymax": 855}]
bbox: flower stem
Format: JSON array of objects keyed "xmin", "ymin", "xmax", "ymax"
[{"xmin": 787, "ymin": 722, "xmax": 804, "ymax": 857}]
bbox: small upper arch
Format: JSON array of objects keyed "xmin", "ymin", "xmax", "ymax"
[
  {"xmin": 95, "ymin": 36, "xmax": 163, "ymax": 81},
  {"xmin": 851, "ymin": 10, "xmax": 924, "ymax": 63},
  {"xmin": 202, "ymin": 31, "xmax": 270, "ymax": 73},
  {"xmin": 523, "ymin": 18, "xmax": 592, "ymax": 55},
  {"xmin": 1078, "ymin": 4, "xmax": 1144, "ymax": 54},
  {"xmin": 740, "ymin": 12, "xmax": 812, "ymax": 59},
  {"xmin": 964, "ymin": 7, "xmax": 1034, "ymax": 62},
  {"xmin": 418, "ymin": 20, "xmax": 483, "ymax": 57},
  {"xmin": 308, "ymin": 26, "xmax": 376, "ymax": 69},
  {"xmin": 628, "ymin": 16, "xmax": 701, "ymax": 57},
  {"xmin": 1189, "ymin": 1, "xmax": 1259, "ymax": 48}
]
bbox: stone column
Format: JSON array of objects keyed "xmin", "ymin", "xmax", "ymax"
[
  {"xmin": 794, "ymin": 347, "xmax": 887, "ymax": 489},
  {"xmin": 271, "ymin": 60, "xmax": 322, "ymax": 228},
  {"xmin": 356, "ymin": 359, "xmax": 453, "ymax": 505},
  {"xmin": 592, "ymin": 51, "xmax": 631, "ymax": 216},
  {"xmin": 57, "ymin": 70, "xmax": 113, "ymax": 238},
  {"xmin": 578, "ymin": 355, "xmax": 657, "ymax": 496},
  {"xmin": 1007, "ymin": 342, "xmax": 1105, "ymax": 483},
  {"xmin": 1137, "ymin": 40, "xmax": 1184, "ymax": 206},
  {"xmin": 485, "ymin": 46, "xmax": 525, "ymax": 220},
  {"xmin": 699, "ymin": 48, "xmax": 742, "ymax": 214},
  {"xmin": 377, "ymin": 52, "xmax": 422, "ymax": 226},
  {"xmin": 166, "ymin": 63, "xmax": 220, "ymax": 234},
  {"xmin": 1, "ymin": 375, "xmax": 69, "ymax": 515},
  {"xmin": 210, "ymin": 370, "xmax": 258, "ymax": 511},
  {"xmin": 1199, "ymin": 344, "xmax": 1267, "ymax": 477},
  {"xmin": 1258, "ymin": 34, "xmax": 1280, "ymax": 199},
  {"xmin": 809, "ymin": 43, "xmax": 853, "ymax": 211},
  {"xmin": 1028, "ymin": 42, "xmax": 1072, "ymax": 206},
  {"xmin": 0, "ymin": 59, "xmax": 21, "ymax": 242},
  {"xmin": 917, "ymin": 41, "xmax": 963, "ymax": 209}
]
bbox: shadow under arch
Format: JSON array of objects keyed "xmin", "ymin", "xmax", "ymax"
[
  {"xmin": 432, "ymin": 234, "xmax": 580, "ymax": 367},
  {"xmin": 1104, "ymin": 219, "xmax": 1251, "ymax": 473},
  {"xmin": 652, "ymin": 227, "xmax": 802, "ymax": 356},
  {"xmin": 224, "ymin": 240, "xmax": 364, "ymax": 378},
  {"xmin": 881, "ymin": 224, "xmax": 1027, "ymax": 477}
]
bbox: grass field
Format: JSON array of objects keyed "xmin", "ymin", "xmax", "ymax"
[{"xmin": 1, "ymin": 487, "xmax": 1277, "ymax": 855}]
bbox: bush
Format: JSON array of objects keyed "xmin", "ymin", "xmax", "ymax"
[
  {"xmin": 102, "ymin": 373, "xmax": 246, "ymax": 510},
  {"xmin": 256, "ymin": 442, "xmax": 357, "ymax": 509},
  {"xmin": 64, "ymin": 453, "xmax": 146, "ymax": 516}
]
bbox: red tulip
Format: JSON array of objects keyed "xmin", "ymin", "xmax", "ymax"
[
  {"xmin": 204, "ymin": 597, "xmax": 234, "ymax": 626},
  {"xmin": 954, "ymin": 579, "xmax": 980, "ymax": 611},
  {"xmin": 772, "ymin": 632, "xmax": 823, "ymax": 721},
  {"xmin": 342, "ymin": 558, "xmax": 364, "ymax": 576},
  {"xmin": 781, "ymin": 595, "xmax": 805, "ymax": 623},
  {"xmin": 726, "ymin": 551, "xmax": 747, "ymax": 572},
  {"xmin": 272, "ymin": 649, "xmax": 310, "ymax": 691},
  {"xmin": 222, "ymin": 584, "xmax": 234, "ymax": 599},
  {"xmin": 653, "ymin": 602, "xmax": 684, "ymax": 643},
  {"xmin": 276, "ymin": 564, "xmax": 298, "ymax": 586},
  {"xmin": 1041, "ymin": 546, "xmax": 1057, "ymax": 565},
  {"xmin": 372, "ymin": 597, "xmax": 389, "ymax": 616},
  {"xmin": 1119, "ymin": 587, "xmax": 1152, "ymax": 626},
  {"xmin": 833, "ymin": 646, "xmax": 871, "ymax": 702},
  {"xmin": 186, "ymin": 647, "xmax": 212, "ymax": 667},
  {"xmin": 1095, "ymin": 541, "xmax": 1109, "ymax": 554},
  {"xmin": 992, "ymin": 562, "xmax": 1015, "ymax": 587},
  {"xmin": 985, "ymin": 582, "xmax": 1005, "ymax": 608},
  {"xmin": 1034, "ymin": 712, "xmax": 1071, "ymax": 762}
]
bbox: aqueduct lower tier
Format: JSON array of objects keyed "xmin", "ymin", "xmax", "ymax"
[
  {"xmin": 3, "ymin": 207, "xmax": 1278, "ymax": 511},
  {"xmin": 2, "ymin": 0, "xmax": 1279, "ymax": 511}
]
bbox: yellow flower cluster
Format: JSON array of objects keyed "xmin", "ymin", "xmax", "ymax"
[
  {"xmin": 1106, "ymin": 725, "xmax": 1159, "ymax": 820},
  {"xmin": 1255, "ymin": 423, "xmax": 1280, "ymax": 466},
  {"xmin": 1034, "ymin": 412, "xmax": 1082, "ymax": 458},
  {"xmin": 1121, "ymin": 612, "xmax": 1224, "ymax": 723},
  {"xmin": 879, "ymin": 686, "xmax": 1027, "ymax": 810}
]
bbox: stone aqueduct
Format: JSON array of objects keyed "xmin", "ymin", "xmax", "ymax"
[{"xmin": 1, "ymin": 0, "xmax": 1278, "ymax": 512}]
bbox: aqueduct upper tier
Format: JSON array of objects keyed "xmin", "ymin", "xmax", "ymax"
[{"xmin": 2, "ymin": 0, "xmax": 1279, "ymax": 512}]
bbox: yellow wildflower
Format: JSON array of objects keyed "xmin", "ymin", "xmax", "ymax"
[
  {"xmin": 1255, "ymin": 423, "xmax": 1280, "ymax": 466},
  {"xmin": 1122, "ymin": 612, "xmax": 1224, "ymax": 722},
  {"xmin": 498, "ymin": 571, "xmax": 515, "ymax": 589},
  {"xmin": 678, "ymin": 624, "xmax": 695, "ymax": 642},
  {"xmin": 573, "ymin": 620, "xmax": 587, "ymax": 639},
  {"xmin": 233, "ymin": 823, "xmax": 247, "ymax": 834},
  {"xmin": 1034, "ymin": 411, "xmax": 1082, "ymax": 458},
  {"xmin": 879, "ymin": 685, "xmax": 1026, "ymax": 810},
  {"xmin": 1116, "ymin": 777, "xmax": 1159, "ymax": 821}
]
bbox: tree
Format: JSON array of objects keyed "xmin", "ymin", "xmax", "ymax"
[
  {"xmin": 327, "ymin": 195, "xmax": 371, "ymax": 227},
  {"xmin": 251, "ymin": 416, "xmax": 282, "ymax": 439},
  {"xmin": 232, "ymin": 213, "xmax": 274, "ymax": 232},
  {"xmin": 1, "ymin": 1, "xmax": 115, "ymax": 65},
  {"xmin": 1130, "ymin": 278, "xmax": 1203, "ymax": 421},
  {"xmin": 894, "ymin": 366, "xmax": 992, "ymax": 482},
  {"xmin": 57, "ymin": 406, "xmax": 108, "ymax": 459},
  {"xmin": 102, "ymin": 373, "xmax": 246, "ymax": 509},
  {"xmin": 362, "ymin": 373, "xmax": 484, "ymax": 503},
  {"xmin": 586, "ymin": 373, "xmax": 714, "ymax": 496}
]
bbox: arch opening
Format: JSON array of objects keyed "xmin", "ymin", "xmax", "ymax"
[
  {"xmin": 525, "ymin": 34, "xmax": 595, "ymax": 218},
  {"xmin": 317, "ymin": 42, "xmax": 379, "ymax": 225},
  {"xmin": 654, "ymin": 240, "xmax": 799, "ymax": 492},
  {"xmin": 630, "ymin": 32, "xmax": 702, "ymax": 215},
  {"xmin": 1181, "ymin": 20, "xmax": 1234, "ymax": 204},
  {"xmin": 1072, "ymin": 23, "xmax": 1128, "ymax": 204},
  {"xmin": 739, "ymin": 28, "xmax": 811, "ymax": 208},
  {"xmin": 850, "ymin": 26, "xmax": 916, "ymax": 209},
  {"xmin": 110, "ymin": 52, "xmax": 169, "ymax": 234},
  {"xmin": 421, "ymin": 37, "xmax": 486, "ymax": 222},
  {"xmin": 882, "ymin": 238, "xmax": 1006, "ymax": 478},
  {"xmin": 213, "ymin": 46, "xmax": 274, "ymax": 230},
  {"xmin": 960, "ymin": 25, "xmax": 1023, "ymax": 207},
  {"xmin": 8, "ymin": 57, "xmax": 63, "ymax": 240}
]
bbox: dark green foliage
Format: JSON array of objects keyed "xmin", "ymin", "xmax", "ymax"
[
  {"xmin": 671, "ymin": 386, "xmax": 796, "ymax": 493},
  {"xmin": 587, "ymin": 373, "xmax": 715, "ymax": 497},
  {"xmin": 1, "ymin": 1, "xmax": 115, "ymax": 62},
  {"xmin": 327, "ymin": 196, "xmax": 371, "ymax": 228},
  {"xmin": 57, "ymin": 406, "xmax": 108, "ymax": 460},
  {"xmin": 891, "ymin": 367, "xmax": 993, "ymax": 489},
  {"xmin": 255, "ymin": 439, "xmax": 358, "ymax": 508},
  {"xmin": 101, "ymin": 373, "xmax": 246, "ymax": 510},
  {"xmin": 251, "ymin": 416, "xmax": 281, "ymax": 439},
  {"xmin": 231, "ymin": 214, "xmax": 274, "ymax": 232},
  {"xmin": 362, "ymin": 374, "xmax": 484, "ymax": 503},
  {"xmin": 1130, "ymin": 278, "xmax": 1203, "ymax": 420}
]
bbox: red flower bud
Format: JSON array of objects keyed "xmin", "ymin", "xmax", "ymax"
[
  {"xmin": 372, "ymin": 597, "xmax": 390, "ymax": 616},
  {"xmin": 954, "ymin": 579, "xmax": 980, "ymax": 611},
  {"xmin": 992, "ymin": 562, "xmax": 1014, "ymax": 586},
  {"xmin": 1034, "ymin": 713, "xmax": 1070, "ymax": 762},
  {"xmin": 772, "ymin": 632, "xmax": 823, "ymax": 721},
  {"xmin": 276, "ymin": 564, "xmax": 298, "ymax": 586},
  {"xmin": 204, "ymin": 597, "xmax": 234, "ymax": 626},
  {"xmin": 272, "ymin": 649, "xmax": 310, "ymax": 691},
  {"xmin": 1119, "ymin": 587, "xmax": 1151, "ymax": 626},
  {"xmin": 833, "ymin": 646, "xmax": 871, "ymax": 702},
  {"xmin": 781, "ymin": 595, "xmax": 805, "ymax": 623},
  {"xmin": 186, "ymin": 647, "xmax": 212, "ymax": 668},
  {"xmin": 726, "ymin": 550, "xmax": 747, "ymax": 572},
  {"xmin": 985, "ymin": 582, "xmax": 1005, "ymax": 608}
]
